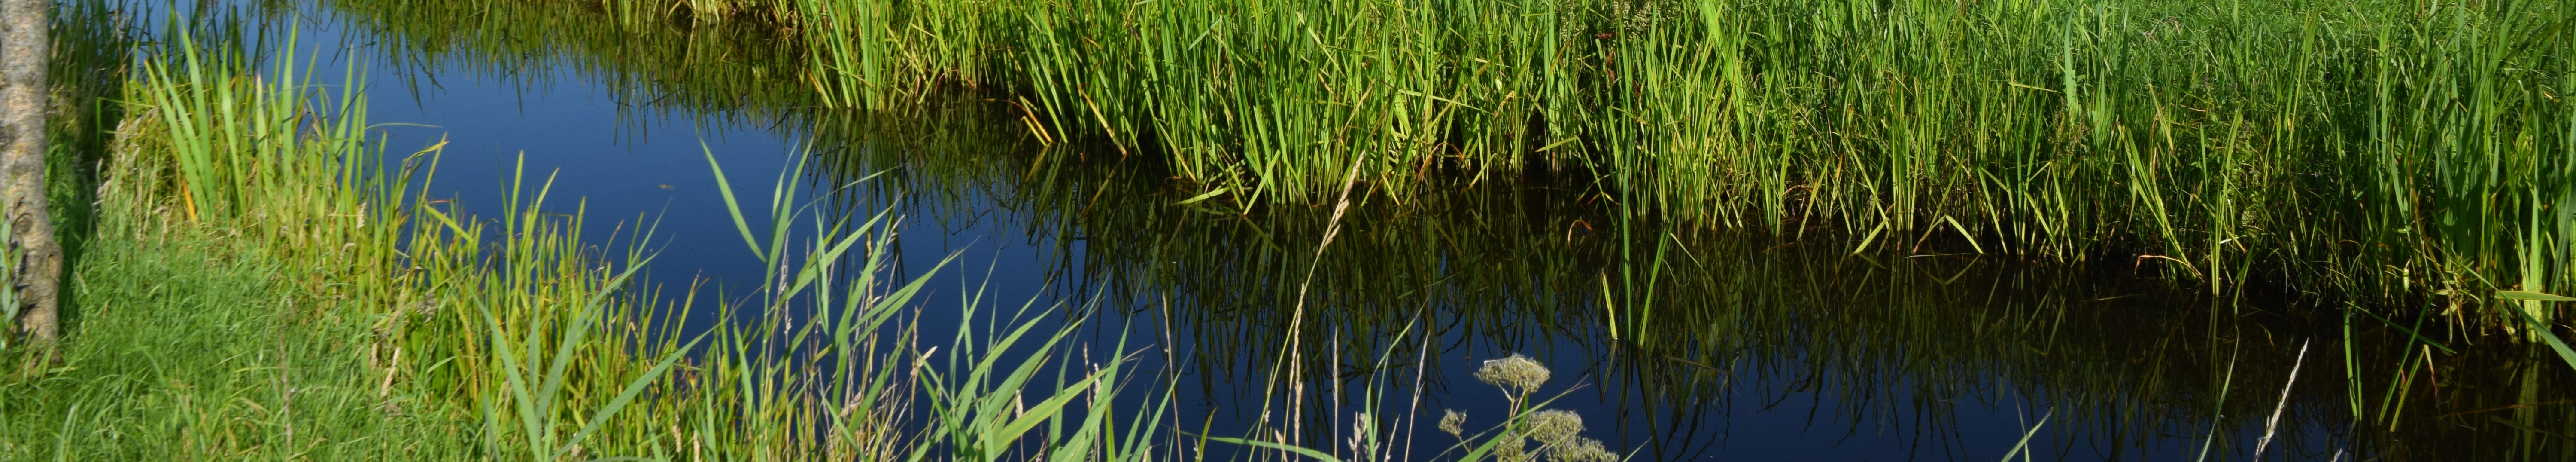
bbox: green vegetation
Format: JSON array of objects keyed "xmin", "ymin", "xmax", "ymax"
[{"xmin": 1, "ymin": 0, "xmax": 2568, "ymax": 461}]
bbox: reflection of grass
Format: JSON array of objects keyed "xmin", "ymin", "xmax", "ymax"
[
  {"xmin": 320, "ymin": 0, "xmax": 817, "ymax": 125},
  {"xmin": 803, "ymin": 89, "xmax": 2571, "ymax": 459}
]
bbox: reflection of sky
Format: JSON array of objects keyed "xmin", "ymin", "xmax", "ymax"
[
  {"xmin": 295, "ymin": 13, "xmax": 788, "ymax": 293},
  {"xmin": 271, "ymin": 2, "xmax": 2360, "ymax": 460}
]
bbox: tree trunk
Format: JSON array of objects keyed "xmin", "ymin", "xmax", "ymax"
[{"xmin": 2, "ymin": 0, "xmax": 58, "ymax": 347}]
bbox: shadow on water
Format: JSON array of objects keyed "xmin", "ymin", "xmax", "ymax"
[{"xmin": 299, "ymin": 0, "xmax": 2571, "ymax": 459}]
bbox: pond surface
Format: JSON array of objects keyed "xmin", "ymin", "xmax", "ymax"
[{"xmin": 261, "ymin": 1, "xmax": 2572, "ymax": 460}]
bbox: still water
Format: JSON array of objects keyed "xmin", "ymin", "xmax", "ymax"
[{"xmin": 256, "ymin": 0, "xmax": 2571, "ymax": 459}]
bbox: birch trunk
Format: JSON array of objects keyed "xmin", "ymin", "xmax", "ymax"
[{"xmin": 2, "ymin": 0, "xmax": 58, "ymax": 346}]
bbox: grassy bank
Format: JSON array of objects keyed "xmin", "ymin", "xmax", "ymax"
[
  {"xmin": 3, "ymin": 6, "xmax": 1166, "ymax": 461},
  {"xmin": 4, "ymin": 10, "xmax": 471, "ymax": 458}
]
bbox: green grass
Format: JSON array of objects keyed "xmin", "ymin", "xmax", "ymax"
[{"xmin": 0, "ymin": 225, "xmax": 471, "ymax": 460}]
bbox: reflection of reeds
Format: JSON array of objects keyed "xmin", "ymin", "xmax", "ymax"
[
  {"xmin": 321, "ymin": 0, "xmax": 817, "ymax": 127},
  {"xmin": 797, "ymin": 104, "xmax": 2571, "ymax": 459}
]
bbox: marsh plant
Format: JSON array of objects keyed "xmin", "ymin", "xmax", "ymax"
[{"xmin": 1437, "ymin": 354, "xmax": 1619, "ymax": 462}]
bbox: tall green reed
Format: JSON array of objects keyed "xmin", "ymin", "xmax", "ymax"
[{"xmin": 705, "ymin": 147, "xmax": 1173, "ymax": 462}]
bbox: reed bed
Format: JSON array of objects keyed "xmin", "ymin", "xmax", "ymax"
[{"xmin": 536, "ymin": 0, "xmax": 2573, "ymax": 333}]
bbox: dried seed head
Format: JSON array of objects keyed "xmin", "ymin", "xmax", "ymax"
[
  {"xmin": 1546, "ymin": 438, "xmax": 1617, "ymax": 462},
  {"xmin": 1491, "ymin": 431, "xmax": 1531, "ymax": 462},
  {"xmin": 1525, "ymin": 410, "xmax": 1585, "ymax": 445},
  {"xmin": 1475, "ymin": 354, "xmax": 1552, "ymax": 394},
  {"xmin": 1438, "ymin": 409, "xmax": 1468, "ymax": 437}
]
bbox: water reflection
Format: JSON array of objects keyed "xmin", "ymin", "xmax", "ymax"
[{"xmin": 308, "ymin": 0, "xmax": 2571, "ymax": 460}]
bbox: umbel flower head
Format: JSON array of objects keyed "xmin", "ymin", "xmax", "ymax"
[
  {"xmin": 1438, "ymin": 410, "xmax": 1468, "ymax": 437},
  {"xmin": 1490, "ymin": 431, "xmax": 1529, "ymax": 461},
  {"xmin": 1525, "ymin": 410, "xmax": 1585, "ymax": 445},
  {"xmin": 1475, "ymin": 353, "xmax": 1552, "ymax": 394},
  {"xmin": 1546, "ymin": 438, "xmax": 1618, "ymax": 462}
]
